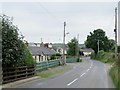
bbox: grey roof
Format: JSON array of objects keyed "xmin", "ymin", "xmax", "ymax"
[
  {"xmin": 80, "ymin": 48, "xmax": 94, "ymax": 52},
  {"xmin": 28, "ymin": 46, "xmax": 56, "ymax": 56}
]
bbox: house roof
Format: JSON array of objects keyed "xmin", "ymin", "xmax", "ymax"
[
  {"xmin": 80, "ymin": 48, "xmax": 94, "ymax": 52},
  {"xmin": 28, "ymin": 46, "xmax": 56, "ymax": 56}
]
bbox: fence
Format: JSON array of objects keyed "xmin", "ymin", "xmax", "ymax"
[
  {"xmin": 66, "ymin": 57, "xmax": 78, "ymax": 63},
  {"xmin": 2, "ymin": 66, "xmax": 35, "ymax": 84},
  {"xmin": 36, "ymin": 59, "xmax": 60, "ymax": 71}
]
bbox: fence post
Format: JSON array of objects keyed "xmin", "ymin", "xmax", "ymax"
[
  {"xmin": 26, "ymin": 66, "xmax": 27, "ymax": 78},
  {"xmin": 0, "ymin": 59, "xmax": 2, "ymax": 85}
]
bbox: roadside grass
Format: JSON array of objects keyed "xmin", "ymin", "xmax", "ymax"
[
  {"xmin": 109, "ymin": 65, "xmax": 120, "ymax": 90},
  {"xmin": 36, "ymin": 65, "xmax": 72, "ymax": 78},
  {"xmin": 95, "ymin": 52, "xmax": 114, "ymax": 64},
  {"xmin": 37, "ymin": 69, "xmax": 65, "ymax": 78}
]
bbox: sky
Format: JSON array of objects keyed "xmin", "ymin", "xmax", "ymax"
[{"xmin": 1, "ymin": 1, "xmax": 119, "ymax": 44}]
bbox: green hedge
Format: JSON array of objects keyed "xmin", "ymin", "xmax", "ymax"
[
  {"xmin": 109, "ymin": 65, "xmax": 120, "ymax": 90},
  {"xmin": 91, "ymin": 50, "xmax": 114, "ymax": 63}
]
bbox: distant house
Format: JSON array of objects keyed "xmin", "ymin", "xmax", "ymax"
[
  {"xmin": 28, "ymin": 43, "xmax": 57, "ymax": 63},
  {"xmin": 80, "ymin": 48, "xmax": 94, "ymax": 56},
  {"xmin": 54, "ymin": 47, "xmax": 67, "ymax": 55}
]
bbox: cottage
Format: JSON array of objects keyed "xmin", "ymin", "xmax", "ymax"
[
  {"xmin": 80, "ymin": 48, "xmax": 94, "ymax": 56},
  {"xmin": 28, "ymin": 44, "xmax": 56, "ymax": 63}
]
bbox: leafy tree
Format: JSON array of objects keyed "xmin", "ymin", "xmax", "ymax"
[
  {"xmin": 67, "ymin": 37, "xmax": 78, "ymax": 56},
  {"xmin": 85, "ymin": 29, "xmax": 112, "ymax": 54},
  {"xmin": 1, "ymin": 15, "xmax": 34, "ymax": 67}
]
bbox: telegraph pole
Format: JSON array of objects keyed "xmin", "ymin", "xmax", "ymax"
[
  {"xmin": 114, "ymin": 7, "xmax": 118, "ymax": 61},
  {"xmin": 77, "ymin": 34, "xmax": 79, "ymax": 57},
  {"xmin": 63, "ymin": 22, "xmax": 66, "ymax": 64}
]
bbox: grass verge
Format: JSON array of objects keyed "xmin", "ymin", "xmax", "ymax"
[
  {"xmin": 109, "ymin": 65, "xmax": 120, "ymax": 90},
  {"xmin": 36, "ymin": 65, "xmax": 72, "ymax": 78},
  {"xmin": 37, "ymin": 69, "xmax": 65, "ymax": 78}
]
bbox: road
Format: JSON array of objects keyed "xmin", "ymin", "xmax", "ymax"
[{"xmin": 13, "ymin": 57, "xmax": 115, "ymax": 88}]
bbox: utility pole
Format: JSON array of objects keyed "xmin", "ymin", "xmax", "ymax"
[
  {"xmin": 97, "ymin": 40, "xmax": 99, "ymax": 53},
  {"xmin": 41, "ymin": 38, "xmax": 43, "ymax": 43},
  {"xmin": 114, "ymin": 7, "xmax": 118, "ymax": 61},
  {"xmin": 63, "ymin": 22, "xmax": 66, "ymax": 64},
  {"xmin": 77, "ymin": 34, "xmax": 79, "ymax": 57}
]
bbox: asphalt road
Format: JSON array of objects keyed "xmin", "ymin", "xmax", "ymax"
[{"xmin": 13, "ymin": 57, "xmax": 115, "ymax": 88}]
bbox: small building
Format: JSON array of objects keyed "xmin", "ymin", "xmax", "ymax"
[
  {"xmin": 28, "ymin": 44, "xmax": 56, "ymax": 63},
  {"xmin": 80, "ymin": 48, "xmax": 94, "ymax": 56}
]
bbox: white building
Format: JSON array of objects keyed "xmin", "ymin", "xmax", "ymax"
[
  {"xmin": 80, "ymin": 48, "xmax": 94, "ymax": 56},
  {"xmin": 28, "ymin": 43, "xmax": 57, "ymax": 63}
]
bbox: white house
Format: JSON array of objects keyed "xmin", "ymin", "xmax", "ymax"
[
  {"xmin": 28, "ymin": 43, "xmax": 57, "ymax": 63},
  {"xmin": 80, "ymin": 48, "xmax": 94, "ymax": 56}
]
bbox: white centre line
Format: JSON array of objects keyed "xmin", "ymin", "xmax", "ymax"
[
  {"xmin": 80, "ymin": 72, "xmax": 86, "ymax": 77},
  {"xmin": 86, "ymin": 69, "xmax": 90, "ymax": 72},
  {"xmin": 67, "ymin": 78, "xmax": 78, "ymax": 86}
]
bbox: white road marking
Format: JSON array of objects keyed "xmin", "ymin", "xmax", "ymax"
[
  {"xmin": 67, "ymin": 78, "xmax": 78, "ymax": 86},
  {"xmin": 86, "ymin": 69, "xmax": 90, "ymax": 72},
  {"xmin": 67, "ymin": 59, "xmax": 94, "ymax": 86},
  {"xmin": 80, "ymin": 73, "xmax": 86, "ymax": 77}
]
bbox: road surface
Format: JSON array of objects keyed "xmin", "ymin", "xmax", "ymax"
[{"xmin": 13, "ymin": 57, "xmax": 115, "ymax": 88}]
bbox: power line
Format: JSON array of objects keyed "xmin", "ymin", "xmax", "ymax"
[{"xmin": 38, "ymin": 2, "xmax": 63, "ymax": 24}]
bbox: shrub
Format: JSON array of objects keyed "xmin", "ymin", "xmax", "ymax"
[{"xmin": 2, "ymin": 15, "xmax": 35, "ymax": 67}]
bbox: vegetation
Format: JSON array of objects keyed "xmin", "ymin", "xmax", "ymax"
[
  {"xmin": 67, "ymin": 37, "xmax": 78, "ymax": 56},
  {"xmin": 50, "ymin": 53, "xmax": 62, "ymax": 60},
  {"xmin": 1, "ymin": 15, "xmax": 35, "ymax": 67},
  {"xmin": 37, "ymin": 65, "xmax": 72, "ymax": 78},
  {"xmin": 85, "ymin": 29, "xmax": 114, "ymax": 54},
  {"xmin": 109, "ymin": 65, "xmax": 120, "ymax": 90},
  {"xmin": 37, "ymin": 69, "xmax": 64, "ymax": 78},
  {"xmin": 91, "ymin": 50, "xmax": 115, "ymax": 63}
]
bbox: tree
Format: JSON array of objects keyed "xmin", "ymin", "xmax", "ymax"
[
  {"xmin": 1, "ymin": 15, "xmax": 34, "ymax": 67},
  {"xmin": 108, "ymin": 39, "xmax": 115, "ymax": 52},
  {"xmin": 85, "ymin": 29, "xmax": 111, "ymax": 54},
  {"xmin": 67, "ymin": 37, "xmax": 78, "ymax": 56}
]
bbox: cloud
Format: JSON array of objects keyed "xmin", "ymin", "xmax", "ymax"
[{"xmin": 2, "ymin": 2, "xmax": 118, "ymax": 43}]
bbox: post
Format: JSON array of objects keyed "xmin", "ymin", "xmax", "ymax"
[
  {"xmin": 114, "ymin": 7, "xmax": 118, "ymax": 61},
  {"xmin": 63, "ymin": 22, "xmax": 66, "ymax": 64},
  {"xmin": 97, "ymin": 40, "xmax": 99, "ymax": 53},
  {"xmin": 77, "ymin": 34, "xmax": 79, "ymax": 57}
]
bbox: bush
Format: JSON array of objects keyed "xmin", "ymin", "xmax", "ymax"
[
  {"xmin": 2, "ymin": 15, "xmax": 35, "ymax": 67},
  {"xmin": 90, "ymin": 52, "xmax": 96, "ymax": 59},
  {"xmin": 91, "ymin": 50, "xmax": 114, "ymax": 63},
  {"xmin": 50, "ymin": 53, "xmax": 62, "ymax": 60}
]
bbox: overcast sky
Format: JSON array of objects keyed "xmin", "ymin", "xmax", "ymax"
[{"xmin": 1, "ymin": 1, "xmax": 119, "ymax": 44}]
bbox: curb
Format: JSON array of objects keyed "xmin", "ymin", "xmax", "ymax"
[{"xmin": 2, "ymin": 76, "xmax": 40, "ymax": 88}]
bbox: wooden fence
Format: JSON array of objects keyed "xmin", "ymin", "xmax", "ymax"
[{"xmin": 2, "ymin": 65, "xmax": 35, "ymax": 84}]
